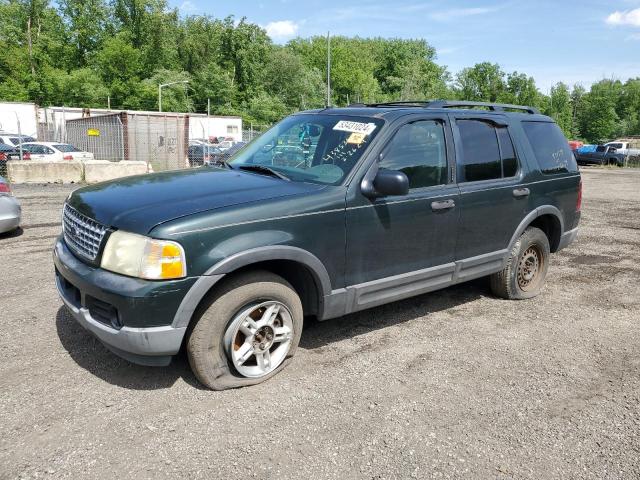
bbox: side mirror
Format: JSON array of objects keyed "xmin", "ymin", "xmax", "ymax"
[{"xmin": 362, "ymin": 169, "xmax": 409, "ymax": 198}]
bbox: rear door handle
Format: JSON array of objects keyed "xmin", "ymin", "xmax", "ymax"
[
  {"xmin": 513, "ymin": 188, "xmax": 530, "ymax": 198},
  {"xmin": 431, "ymin": 199, "xmax": 455, "ymax": 211}
]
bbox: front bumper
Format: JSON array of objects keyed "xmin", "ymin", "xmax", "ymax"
[
  {"xmin": 0, "ymin": 195, "xmax": 21, "ymax": 234},
  {"xmin": 53, "ymin": 236, "xmax": 196, "ymax": 366}
]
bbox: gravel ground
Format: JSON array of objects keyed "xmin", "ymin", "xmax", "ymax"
[{"xmin": 1, "ymin": 169, "xmax": 639, "ymax": 479}]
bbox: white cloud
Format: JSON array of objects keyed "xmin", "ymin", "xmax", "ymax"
[
  {"xmin": 606, "ymin": 8, "xmax": 640, "ymax": 27},
  {"xmin": 429, "ymin": 7, "xmax": 498, "ymax": 22},
  {"xmin": 179, "ymin": 0, "xmax": 196, "ymax": 12},
  {"xmin": 264, "ymin": 20, "xmax": 299, "ymax": 40}
]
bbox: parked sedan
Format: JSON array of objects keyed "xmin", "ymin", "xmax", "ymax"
[
  {"xmin": 0, "ymin": 144, "xmax": 31, "ymax": 176},
  {"xmin": 21, "ymin": 142, "xmax": 94, "ymax": 161},
  {"xmin": 187, "ymin": 144, "xmax": 223, "ymax": 167},
  {"xmin": 209, "ymin": 141, "xmax": 247, "ymax": 164},
  {"xmin": 0, "ymin": 176, "xmax": 20, "ymax": 234}
]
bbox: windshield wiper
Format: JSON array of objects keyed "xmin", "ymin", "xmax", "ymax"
[{"xmin": 238, "ymin": 164, "xmax": 290, "ymax": 181}]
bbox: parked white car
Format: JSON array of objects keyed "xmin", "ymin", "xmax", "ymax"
[
  {"xmin": 604, "ymin": 141, "xmax": 640, "ymax": 156},
  {"xmin": 0, "ymin": 133, "xmax": 36, "ymax": 147},
  {"xmin": 20, "ymin": 142, "xmax": 94, "ymax": 161}
]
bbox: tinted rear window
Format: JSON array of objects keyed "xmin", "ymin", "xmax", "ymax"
[{"xmin": 521, "ymin": 122, "xmax": 577, "ymax": 174}]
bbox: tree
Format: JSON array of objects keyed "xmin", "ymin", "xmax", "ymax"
[
  {"xmin": 455, "ymin": 62, "xmax": 505, "ymax": 102},
  {"xmin": 570, "ymin": 84, "xmax": 585, "ymax": 138},
  {"xmin": 59, "ymin": 0, "xmax": 108, "ymax": 66},
  {"xmin": 577, "ymin": 80, "xmax": 621, "ymax": 143},
  {"xmin": 501, "ymin": 72, "xmax": 538, "ymax": 106},
  {"xmin": 546, "ymin": 83, "xmax": 573, "ymax": 137}
]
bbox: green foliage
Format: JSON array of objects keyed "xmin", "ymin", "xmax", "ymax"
[
  {"xmin": 545, "ymin": 83, "xmax": 573, "ymax": 137},
  {"xmin": 0, "ymin": 1, "xmax": 638, "ymax": 136},
  {"xmin": 577, "ymin": 80, "xmax": 621, "ymax": 144}
]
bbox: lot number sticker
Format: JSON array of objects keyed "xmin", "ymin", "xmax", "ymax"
[{"xmin": 333, "ymin": 121, "xmax": 377, "ymax": 136}]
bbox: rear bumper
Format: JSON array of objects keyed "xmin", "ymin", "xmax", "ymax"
[
  {"xmin": 557, "ymin": 227, "xmax": 578, "ymax": 251},
  {"xmin": 0, "ymin": 195, "xmax": 21, "ymax": 233},
  {"xmin": 53, "ymin": 236, "xmax": 194, "ymax": 366}
]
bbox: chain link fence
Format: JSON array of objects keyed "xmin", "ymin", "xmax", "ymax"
[
  {"xmin": 624, "ymin": 155, "xmax": 640, "ymax": 168},
  {"xmin": 242, "ymin": 123, "xmax": 271, "ymax": 143},
  {"xmin": 66, "ymin": 112, "xmax": 190, "ymax": 171}
]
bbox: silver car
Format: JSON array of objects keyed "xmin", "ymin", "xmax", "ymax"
[{"xmin": 0, "ymin": 176, "xmax": 20, "ymax": 234}]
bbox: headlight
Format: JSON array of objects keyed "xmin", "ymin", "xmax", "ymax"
[{"xmin": 101, "ymin": 230, "xmax": 186, "ymax": 280}]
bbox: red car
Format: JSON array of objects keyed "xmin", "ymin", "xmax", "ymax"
[{"xmin": 568, "ymin": 140, "xmax": 583, "ymax": 151}]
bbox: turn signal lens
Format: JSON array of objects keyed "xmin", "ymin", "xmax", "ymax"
[{"xmin": 101, "ymin": 230, "xmax": 187, "ymax": 280}]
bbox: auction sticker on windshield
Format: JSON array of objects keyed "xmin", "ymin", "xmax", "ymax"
[{"xmin": 333, "ymin": 121, "xmax": 377, "ymax": 136}]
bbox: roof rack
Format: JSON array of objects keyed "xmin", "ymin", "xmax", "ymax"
[
  {"xmin": 426, "ymin": 100, "xmax": 540, "ymax": 114},
  {"xmin": 348, "ymin": 100, "xmax": 540, "ymax": 115}
]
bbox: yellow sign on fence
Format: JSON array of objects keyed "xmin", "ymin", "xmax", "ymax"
[{"xmin": 87, "ymin": 128, "xmax": 100, "ymax": 137}]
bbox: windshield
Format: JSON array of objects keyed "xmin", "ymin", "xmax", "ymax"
[
  {"xmin": 228, "ymin": 114, "xmax": 384, "ymax": 185},
  {"xmin": 54, "ymin": 144, "xmax": 81, "ymax": 152}
]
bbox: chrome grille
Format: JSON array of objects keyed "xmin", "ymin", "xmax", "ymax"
[{"xmin": 62, "ymin": 204, "xmax": 108, "ymax": 261}]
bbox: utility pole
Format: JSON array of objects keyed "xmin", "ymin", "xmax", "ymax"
[
  {"xmin": 159, "ymin": 80, "xmax": 189, "ymax": 112},
  {"xmin": 107, "ymin": 96, "xmax": 111, "ymax": 110},
  {"xmin": 207, "ymin": 98, "xmax": 211, "ymax": 141},
  {"xmin": 326, "ymin": 31, "xmax": 331, "ymax": 107},
  {"xmin": 14, "ymin": 112, "xmax": 23, "ymax": 161}
]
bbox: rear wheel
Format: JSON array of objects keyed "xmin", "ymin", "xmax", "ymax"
[
  {"xmin": 490, "ymin": 226, "xmax": 550, "ymax": 300},
  {"xmin": 187, "ymin": 271, "xmax": 303, "ymax": 390}
]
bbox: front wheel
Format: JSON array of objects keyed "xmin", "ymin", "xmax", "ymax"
[
  {"xmin": 490, "ymin": 226, "xmax": 550, "ymax": 300},
  {"xmin": 187, "ymin": 271, "xmax": 303, "ymax": 390}
]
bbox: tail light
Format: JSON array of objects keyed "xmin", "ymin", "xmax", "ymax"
[
  {"xmin": 63, "ymin": 154, "xmax": 73, "ymax": 160},
  {"xmin": 0, "ymin": 152, "xmax": 5, "ymax": 161},
  {"xmin": 23, "ymin": 152, "xmax": 31, "ymax": 160},
  {"xmin": 576, "ymin": 178, "xmax": 582, "ymax": 212},
  {"xmin": 0, "ymin": 183, "xmax": 11, "ymax": 194},
  {"xmin": 204, "ymin": 155, "xmax": 211, "ymax": 161}
]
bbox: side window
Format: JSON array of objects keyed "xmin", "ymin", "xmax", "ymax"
[
  {"xmin": 25, "ymin": 145, "xmax": 42, "ymax": 154},
  {"xmin": 379, "ymin": 120, "xmax": 447, "ymax": 190},
  {"xmin": 521, "ymin": 121, "xmax": 577, "ymax": 174},
  {"xmin": 457, "ymin": 120, "xmax": 501, "ymax": 181},
  {"xmin": 497, "ymin": 127, "xmax": 518, "ymax": 177},
  {"xmin": 457, "ymin": 119, "xmax": 519, "ymax": 182}
]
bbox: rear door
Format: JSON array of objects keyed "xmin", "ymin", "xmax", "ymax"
[
  {"xmin": 23, "ymin": 145, "xmax": 49, "ymax": 161},
  {"xmin": 451, "ymin": 114, "xmax": 531, "ymax": 272}
]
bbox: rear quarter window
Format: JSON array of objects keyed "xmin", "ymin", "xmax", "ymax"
[{"xmin": 521, "ymin": 121, "xmax": 578, "ymax": 175}]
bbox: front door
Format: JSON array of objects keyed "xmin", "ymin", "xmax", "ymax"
[{"xmin": 345, "ymin": 115, "xmax": 459, "ymax": 310}]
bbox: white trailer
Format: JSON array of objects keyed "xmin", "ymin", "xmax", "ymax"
[
  {"xmin": 0, "ymin": 102, "xmax": 39, "ymax": 138},
  {"xmin": 189, "ymin": 114, "xmax": 243, "ymax": 142}
]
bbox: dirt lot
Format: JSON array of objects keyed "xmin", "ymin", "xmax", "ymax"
[{"xmin": 1, "ymin": 169, "xmax": 639, "ymax": 479}]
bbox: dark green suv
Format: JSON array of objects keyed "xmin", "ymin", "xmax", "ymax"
[{"xmin": 54, "ymin": 101, "xmax": 581, "ymax": 390}]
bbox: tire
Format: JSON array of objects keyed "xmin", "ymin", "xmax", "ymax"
[
  {"xmin": 490, "ymin": 226, "xmax": 550, "ymax": 300},
  {"xmin": 187, "ymin": 270, "xmax": 303, "ymax": 390}
]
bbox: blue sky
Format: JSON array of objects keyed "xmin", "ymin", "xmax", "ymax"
[{"xmin": 169, "ymin": 0, "xmax": 640, "ymax": 91}]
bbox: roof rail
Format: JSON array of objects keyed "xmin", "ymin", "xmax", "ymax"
[
  {"xmin": 348, "ymin": 100, "xmax": 540, "ymax": 114},
  {"xmin": 426, "ymin": 100, "xmax": 540, "ymax": 114}
]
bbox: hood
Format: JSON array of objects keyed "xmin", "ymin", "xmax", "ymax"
[{"xmin": 68, "ymin": 167, "xmax": 324, "ymax": 234}]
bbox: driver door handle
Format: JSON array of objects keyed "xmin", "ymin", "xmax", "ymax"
[
  {"xmin": 513, "ymin": 187, "xmax": 530, "ymax": 198},
  {"xmin": 431, "ymin": 199, "xmax": 455, "ymax": 211}
]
